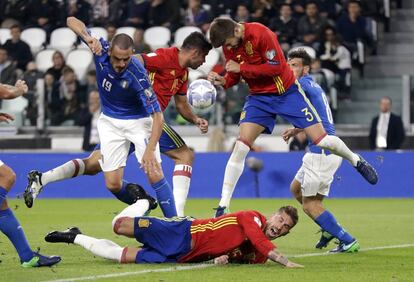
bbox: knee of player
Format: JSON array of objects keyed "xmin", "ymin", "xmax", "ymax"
[
  {"xmin": 83, "ymin": 159, "xmax": 101, "ymax": 175},
  {"xmin": 0, "ymin": 166, "xmax": 16, "ymax": 188},
  {"xmin": 112, "ymin": 216, "xmax": 133, "ymax": 235}
]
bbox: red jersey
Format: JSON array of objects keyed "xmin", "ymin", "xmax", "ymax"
[
  {"xmin": 178, "ymin": 210, "xmax": 275, "ymax": 263},
  {"xmin": 141, "ymin": 47, "xmax": 188, "ymax": 111},
  {"xmin": 223, "ymin": 22, "xmax": 295, "ymax": 95}
]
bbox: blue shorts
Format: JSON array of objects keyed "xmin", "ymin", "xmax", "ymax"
[
  {"xmin": 240, "ymin": 81, "xmax": 321, "ymax": 134},
  {"xmin": 94, "ymin": 123, "xmax": 186, "ymax": 154},
  {"xmin": 134, "ymin": 216, "xmax": 193, "ymax": 263}
]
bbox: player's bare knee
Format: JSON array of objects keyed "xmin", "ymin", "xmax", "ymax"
[
  {"xmin": 112, "ymin": 217, "xmax": 133, "ymax": 235},
  {"xmin": 0, "ymin": 166, "xmax": 16, "ymax": 189},
  {"xmin": 84, "ymin": 158, "xmax": 101, "ymax": 175}
]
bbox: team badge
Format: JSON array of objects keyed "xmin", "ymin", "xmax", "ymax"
[
  {"xmin": 138, "ymin": 219, "xmax": 150, "ymax": 228},
  {"xmin": 266, "ymin": 49, "xmax": 276, "ymax": 60},
  {"xmin": 245, "ymin": 41, "xmax": 253, "ymax": 56},
  {"xmin": 240, "ymin": 111, "xmax": 246, "ymax": 121},
  {"xmin": 120, "ymin": 80, "xmax": 129, "ymax": 89},
  {"xmin": 144, "ymin": 88, "xmax": 155, "ymax": 98}
]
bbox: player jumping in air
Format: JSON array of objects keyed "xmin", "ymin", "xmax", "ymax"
[
  {"xmin": 207, "ymin": 18, "xmax": 378, "ymax": 217},
  {"xmin": 0, "ymin": 81, "xmax": 61, "ymax": 267},
  {"xmin": 24, "ymin": 29, "xmax": 212, "ymax": 217},
  {"xmin": 58, "ymin": 17, "xmax": 177, "ymax": 217},
  {"xmin": 45, "ymin": 200, "xmax": 302, "ymax": 267},
  {"xmin": 284, "ymin": 49, "xmax": 359, "ymax": 253}
]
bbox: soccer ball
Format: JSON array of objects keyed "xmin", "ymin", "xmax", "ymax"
[{"xmin": 187, "ymin": 79, "xmax": 217, "ymax": 109}]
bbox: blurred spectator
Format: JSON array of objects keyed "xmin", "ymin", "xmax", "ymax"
[
  {"xmin": 184, "ymin": 0, "xmax": 212, "ymax": 33},
  {"xmin": 289, "ymin": 131, "xmax": 308, "ymax": 151},
  {"xmin": 320, "ymin": 27, "xmax": 351, "ymax": 99},
  {"xmin": 124, "ymin": 0, "xmax": 150, "ymax": 28},
  {"xmin": 0, "ymin": 1, "xmax": 30, "ymax": 28},
  {"xmin": 234, "ymin": 4, "xmax": 251, "ymax": 22},
  {"xmin": 23, "ymin": 61, "xmax": 44, "ymax": 125},
  {"xmin": 224, "ymin": 83, "xmax": 249, "ymax": 124},
  {"xmin": 0, "ymin": 46, "xmax": 17, "ymax": 86},
  {"xmin": 297, "ymin": 1, "xmax": 328, "ymax": 50},
  {"xmin": 133, "ymin": 28, "xmax": 151, "ymax": 53},
  {"xmin": 105, "ymin": 23, "xmax": 117, "ymax": 42},
  {"xmin": 65, "ymin": 0, "xmax": 91, "ymax": 26},
  {"xmin": 84, "ymin": 70, "xmax": 98, "ymax": 97},
  {"xmin": 77, "ymin": 90, "xmax": 101, "ymax": 151},
  {"xmin": 369, "ymin": 97, "xmax": 405, "ymax": 150},
  {"xmin": 46, "ymin": 51, "xmax": 66, "ymax": 81},
  {"xmin": 28, "ymin": 0, "xmax": 60, "ymax": 36},
  {"xmin": 3, "ymin": 24, "xmax": 33, "ymax": 71},
  {"xmin": 147, "ymin": 0, "xmax": 181, "ymax": 31},
  {"xmin": 51, "ymin": 66, "xmax": 83, "ymax": 125},
  {"xmin": 88, "ymin": 0, "xmax": 110, "ymax": 26},
  {"xmin": 336, "ymin": 0, "xmax": 375, "ymax": 54},
  {"xmin": 44, "ymin": 71, "xmax": 60, "ymax": 123},
  {"xmin": 251, "ymin": 0, "xmax": 276, "ymax": 25},
  {"xmin": 309, "ymin": 58, "xmax": 328, "ymax": 94},
  {"xmin": 317, "ymin": 0, "xmax": 339, "ymax": 20},
  {"xmin": 269, "ymin": 3, "xmax": 297, "ymax": 54}
]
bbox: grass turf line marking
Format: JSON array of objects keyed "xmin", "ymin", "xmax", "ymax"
[
  {"xmin": 44, "ymin": 244, "xmax": 414, "ymax": 282},
  {"xmin": 45, "ymin": 264, "xmax": 215, "ymax": 282},
  {"xmin": 290, "ymin": 243, "xmax": 414, "ymax": 258}
]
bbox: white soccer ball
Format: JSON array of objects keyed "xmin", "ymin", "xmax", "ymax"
[{"xmin": 187, "ymin": 79, "xmax": 217, "ymax": 109}]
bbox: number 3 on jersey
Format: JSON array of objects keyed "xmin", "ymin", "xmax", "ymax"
[{"xmin": 102, "ymin": 78, "xmax": 112, "ymax": 92}]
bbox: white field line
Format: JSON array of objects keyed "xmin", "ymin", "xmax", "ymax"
[{"xmin": 44, "ymin": 243, "xmax": 414, "ymax": 282}]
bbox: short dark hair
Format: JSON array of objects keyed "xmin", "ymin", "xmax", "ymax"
[
  {"xmin": 381, "ymin": 96, "xmax": 392, "ymax": 104},
  {"xmin": 111, "ymin": 33, "xmax": 134, "ymax": 50},
  {"xmin": 62, "ymin": 65, "xmax": 74, "ymax": 75},
  {"xmin": 182, "ymin": 32, "xmax": 212, "ymax": 54},
  {"xmin": 279, "ymin": 205, "xmax": 298, "ymax": 227},
  {"xmin": 10, "ymin": 24, "xmax": 21, "ymax": 31},
  {"xmin": 288, "ymin": 48, "xmax": 312, "ymax": 66},
  {"xmin": 348, "ymin": 0, "xmax": 361, "ymax": 6},
  {"xmin": 209, "ymin": 18, "xmax": 237, "ymax": 48}
]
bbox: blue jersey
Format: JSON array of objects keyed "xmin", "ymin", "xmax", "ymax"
[
  {"xmin": 88, "ymin": 35, "xmax": 160, "ymax": 119},
  {"xmin": 299, "ymin": 75, "xmax": 335, "ymax": 149}
]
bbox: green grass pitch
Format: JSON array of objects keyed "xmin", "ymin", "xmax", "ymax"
[{"xmin": 1, "ymin": 198, "xmax": 414, "ymax": 282}]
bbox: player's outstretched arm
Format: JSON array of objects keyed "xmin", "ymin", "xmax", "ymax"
[
  {"xmin": 66, "ymin": 16, "xmax": 102, "ymax": 55},
  {"xmin": 174, "ymin": 95, "xmax": 208, "ymax": 133},
  {"xmin": 267, "ymin": 249, "xmax": 303, "ymax": 268},
  {"xmin": 0, "ymin": 80, "xmax": 28, "ymax": 99}
]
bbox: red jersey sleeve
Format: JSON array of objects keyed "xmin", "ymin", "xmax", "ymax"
[
  {"xmin": 239, "ymin": 28, "xmax": 284, "ymax": 79},
  {"xmin": 177, "ymin": 70, "xmax": 188, "ymax": 95},
  {"xmin": 237, "ymin": 211, "xmax": 275, "ymax": 258}
]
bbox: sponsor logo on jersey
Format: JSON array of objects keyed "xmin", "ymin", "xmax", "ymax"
[{"xmin": 253, "ymin": 216, "xmax": 262, "ymax": 227}]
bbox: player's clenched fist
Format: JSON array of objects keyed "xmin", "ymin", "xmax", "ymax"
[
  {"xmin": 225, "ymin": 60, "xmax": 240, "ymax": 73},
  {"xmin": 0, "ymin": 112, "xmax": 14, "ymax": 123},
  {"xmin": 207, "ymin": 71, "xmax": 226, "ymax": 86},
  {"xmin": 15, "ymin": 80, "xmax": 28, "ymax": 94},
  {"xmin": 85, "ymin": 36, "xmax": 102, "ymax": 55}
]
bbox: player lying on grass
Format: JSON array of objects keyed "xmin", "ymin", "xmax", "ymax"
[
  {"xmin": 45, "ymin": 198, "xmax": 303, "ymax": 267},
  {"xmin": 0, "ymin": 81, "xmax": 60, "ymax": 267},
  {"xmin": 283, "ymin": 49, "xmax": 359, "ymax": 253},
  {"xmin": 24, "ymin": 21, "xmax": 211, "ymax": 217}
]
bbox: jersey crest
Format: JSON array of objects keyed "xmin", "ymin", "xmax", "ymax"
[{"xmin": 245, "ymin": 41, "xmax": 254, "ymax": 56}]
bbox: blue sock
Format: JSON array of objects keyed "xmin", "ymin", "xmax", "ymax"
[
  {"xmin": 0, "ymin": 209, "xmax": 34, "ymax": 262},
  {"xmin": 315, "ymin": 210, "xmax": 354, "ymax": 244},
  {"xmin": 0, "ymin": 187, "xmax": 8, "ymax": 207},
  {"xmin": 111, "ymin": 181, "xmax": 135, "ymax": 205},
  {"xmin": 152, "ymin": 178, "xmax": 177, "ymax": 217}
]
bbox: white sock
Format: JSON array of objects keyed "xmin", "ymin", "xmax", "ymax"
[
  {"xmin": 317, "ymin": 135, "xmax": 359, "ymax": 166},
  {"xmin": 112, "ymin": 199, "xmax": 149, "ymax": 229},
  {"xmin": 74, "ymin": 234, "xmax": 124, "ymax": 262},
  {"xmin": 219, "ymin": 141, "xmax": 250, "ymax": 208},
  {"xmin": 173, "ymin": 164, "xmax": 192, "ymax": 217},
  {"xmin": 41, "ymin": 159, "xmax": 86, "ymax": 186}
]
